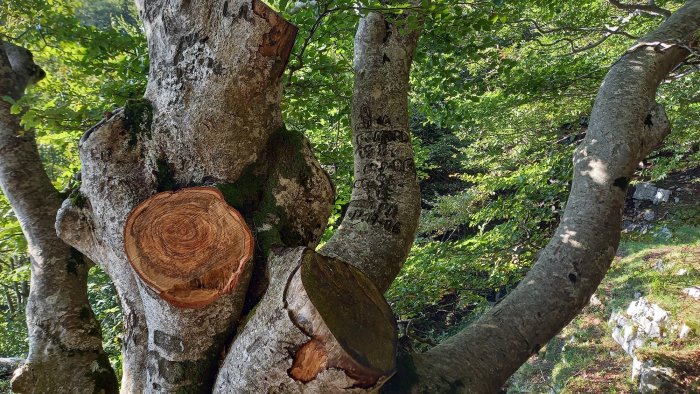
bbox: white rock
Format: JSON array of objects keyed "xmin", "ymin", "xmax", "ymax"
[
  {"xmin": 676, "ymin": 269, "xmax": 687, "ymax": 276},
  {"xmin": 655, "ymin": 227, "xmax": 672, "ymax": 239},
  {"xmin": 639, "ymin": 365, "xmax": 675, "ymax": 393},
  {"xmin": 633, "ymin": 183, "xmax": 658, "ymax": 201},
  {"xmin": 632, "ymin": 358, "xmax": 645, "ymax": 379},
  {"xmin": 610, "ymin": 297, "xmax": 672, "ymax": 373},
  {"xmin": 683, "ymin": 286, "xmax": 700, "ymax": 300},
  {"xmin": 647, "ymin": 322, "xmax": 661, "ymax": 338},
  {"xmin": 643, "ymin": 209, "xmax": 655, "ymax": 221},
  {"xmin": 627, "ymin": 299, "xmax": 643, "ymax": 315},
  {"xmin": 679, "ymin": 324, "xmax": 692, "ymax": 339},
  {"xmin": 633, "ymin": 183, "xmax": 672, "ymax": 204},
  {"xmin": 651, "ymin": 305, "xmax": 668, "ymax": 322},
  {"xmin": 653, "ymin": 189, "xmax": 671, "ymax": 204}
]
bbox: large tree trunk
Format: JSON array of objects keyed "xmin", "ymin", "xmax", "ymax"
[
  {"xmin": 56, "ymin": 0, "xmax": 421, "ymax": 392},
  {"xmin": 0, "ymin": 42, "xmax": 117, "ymax": 393},
  {"xmin": 56, "ymin": 0, "xmax": 334, "ymax": 391}
]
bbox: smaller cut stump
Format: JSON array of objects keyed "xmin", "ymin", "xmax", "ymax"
[
  {"xmin": 124, "ymin": 187, "xmax": 253, "ymax": 308},
  {"xmin": 287, "ymin": 251, "xmax": 397, "ymax": 387}
]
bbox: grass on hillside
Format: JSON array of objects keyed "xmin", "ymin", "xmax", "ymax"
[{"xmin": 508, "ymin": 201, "xmax": 700, "ymax": 393}]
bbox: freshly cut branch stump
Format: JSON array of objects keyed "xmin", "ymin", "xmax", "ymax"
[{"xmin": 124, "ymin": 187, "xmax": 253, "ymax": 308}]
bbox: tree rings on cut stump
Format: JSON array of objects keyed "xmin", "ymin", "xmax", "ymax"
[
  {"xmin": 124, "ymin": 187, "xmax": 253, "ymax": 308},
  {"xmin": 287, "ymin": 250, "xmax": 397, "ymax": 386}
]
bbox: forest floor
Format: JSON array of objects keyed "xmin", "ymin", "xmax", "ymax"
[{"xmin": 507, "ymin": 167, "xmax": 700, "ymax": 393}]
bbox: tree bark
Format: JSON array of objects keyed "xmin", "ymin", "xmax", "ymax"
[
  {"xmin": 321, "ymin": 10, "xmax": 422, "ymax": 292},
  {"xmin": 212, "ymin": 7, "xmax": 423, "ymax": 392},
  {"xmin": 56, "ymin": 0, "xmax": 423, "ymax": 391},
  {"xmin": 214, "ymin": 247, "xmax": 398, "ymax": 393},
  {"xmin": 51, "ymin": 0, "xmax": 699, "ymax": 393},
  {"xmin": 56, "ymin": 0, "xmax": 333, "ymax": 392},
  {"xmin": 384, "ymin": 2, "xmax": 700, "ymax": 392},
  {"xmin": 0, "ymin": 42, "xmax": 117, "ymax": 393}
]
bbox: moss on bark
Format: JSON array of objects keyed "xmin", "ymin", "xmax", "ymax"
[{"xmin": 123, "ymin": 98, "xmax": 153, "ymax": 147}]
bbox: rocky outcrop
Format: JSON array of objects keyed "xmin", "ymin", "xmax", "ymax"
[
  {"xmin": 610, "ymin": 297, "xmax": 670, "ymax": 378},
  {"xmin": 609, "ymin": 297, "xmax": 691, "ymax": 393},
  {"xmin": 633, "ymin": 183, "xmax": 672, "ymax": 205},
  {"xmin": 683, "ymin": 286, "xmax": 700, "ymax": 300}
]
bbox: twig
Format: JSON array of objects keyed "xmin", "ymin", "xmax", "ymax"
[{"xmin": 608, "ymin": 0, "xmax": 671, "ymax": 18}]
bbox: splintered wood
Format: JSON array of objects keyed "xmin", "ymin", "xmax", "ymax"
[{"xmin": 124, "ymin": 187, "xmax": 253, "ymax": 308}]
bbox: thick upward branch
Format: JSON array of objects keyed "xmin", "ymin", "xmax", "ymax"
[
  {"xmin": 135, "ymin": 0, "xmax": 298, "ymax": 184},
  {"xmin": 389, "ymin": 2, "xmax": 700, "ymax": 392},
  {"xmin": 321, "ymin": 11, "xmax": 422, "ymax": 292},
  {"xmin": 0, "ymin": 42, "xmax": 117, "ymax": 393},
  {"xmin": 215, "ymin": 247, "xmax": 397, "ymax": 392}
]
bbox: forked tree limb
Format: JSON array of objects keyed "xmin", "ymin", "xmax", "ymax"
[
  {"xmin": 386, "ymin": 2, "xmax": 700, "ymax": 392},
  {"xmin": 57, "ymin": 0, "xmax": 334, "ymax": 391},
  {"xmin": 215, "ymin": 7, "xmax": 423, "ymax": 391},
  {"xmin": 321, "ymin": 10, "xmax": 423, "ymax": 292},
  {"xmin": 0, "ymin": 42, "xmax": 117, "ymax": 393}
]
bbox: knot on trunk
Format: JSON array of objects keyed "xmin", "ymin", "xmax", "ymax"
[{"xmin": 639, "ymin": 102, "xmax": 671, "ymax": 160}]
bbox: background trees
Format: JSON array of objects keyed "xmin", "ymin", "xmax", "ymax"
[{"xmin": 0, "ymin": 0, "xmax": 698, "ymax": 392}]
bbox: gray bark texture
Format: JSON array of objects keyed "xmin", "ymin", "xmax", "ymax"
[
  {"xmin": 56, "ymin": 0, "xmax": 420, "ymax": 391},
  {"xmin": 214, "ymin": 247, "xmax": 397, "ymax": 393},
  {"xmin": 213, "ymin": 8, "xmax": 422, "ymax": 392},
  {"xmin": 56, "ymin": 0, "xmax": 333, "ymax": 392},
  {"xmin": 383, "ymin": 2, "xmax": 700, "ymax": 393},
  {"xmin": 0, "ymin": 42, "xmax": 117, "ymax": 393},
  {"xmin": 44, "ymin": 0, "xmax": 700, "ymax": 393},
  {"xmin": 320, "ymin": 11, "xmax": 422, "ymax": 292}
]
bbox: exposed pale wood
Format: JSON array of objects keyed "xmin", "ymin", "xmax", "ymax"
[{"xmin": 124, "ymin": 187, "xmax": 253, "ymax": 308}]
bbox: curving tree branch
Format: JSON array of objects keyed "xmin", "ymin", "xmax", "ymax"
[
  {"xmin": 386, "ymin": 1, "xmax": 700, "ymax": 392},
  {"xmin": 0, "ymin": 42, "xmax": 117, "ymax": 394}
]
